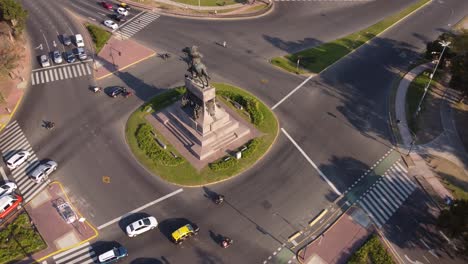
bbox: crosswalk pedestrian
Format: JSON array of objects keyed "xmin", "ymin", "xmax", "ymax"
[
  {"xmin": 0, "ymin": 120, "xmax": 48, "ymax": 203},
  {"xmin": 357, "ymin": 161, "xmax": 416, "ymax": 228},
  {"xmin": 52, "ymin": 242, "xmax": 97, "ymax": 264},
  {"xmin": 116, "ymin": 12, "xmax": 161, "ymax": 40},
  {"xmin": 31, "ymin": 62, "xmax": 93, "ymax": 86}
]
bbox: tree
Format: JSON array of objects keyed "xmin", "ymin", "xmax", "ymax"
[
  {"xmin": 437, "ymin": 200, "xmax": 468, "ymax": 256},
  {"xmin": 449, "ymin": 53, "xmax": 468, "ymax": 97},
  {"xmin": 0, "ymin": 0, "xmax": 28, "ymax": 35}
]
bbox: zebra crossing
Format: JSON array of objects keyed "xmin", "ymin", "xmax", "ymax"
[
  {"xmin": 0, "ymin": 121, "xmax": 49, "ymax": 203},
  {"xmin": 356, "ymin": 161, "xmax": 416, "ymax": 228},
  {"xmin": 116, "ymin": 12, "xmax": 161, "ymax": 40},
  {"xmin": 31, "ymin": 62, "xmax": 93, "ymax": 86},
  {"xmin": 52, "ymin": 242, "xmax": 96, "ymax": 264}
]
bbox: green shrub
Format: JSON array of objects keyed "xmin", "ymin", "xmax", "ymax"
[
  {"xmin": 218, "ymin": 90, "xmax": 264, "ymax": 125},
  {"xmin": 135, "ymin": 123, "xmax": 183, "ymax": 166},
  {"xmin": 242, "ymin": 138, "xmax": 260, "ymax": 159},
  {"xmin": 209, "ymin": 156, "xmax": 238, "ymax": 171},
  {"xmin": 86, "ymin": 24, "xmax": 111, "ymax": 53},
  {"xmin": 348, "ymin": 235, "xmax": 394, "ymax": 264}
]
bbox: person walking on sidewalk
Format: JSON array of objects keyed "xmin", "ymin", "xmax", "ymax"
[{"xmin": 222, "ymin": 41, "xmax": 227, "ymax": 48}]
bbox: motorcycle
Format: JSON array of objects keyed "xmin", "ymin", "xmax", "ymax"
[
  {"xmin": 221, "ymin": 237, "xmax": 233, "ymax": 248},
  {"xmin": 91, "ymin": 86, "xmax": 102, "ymax": 93},
  {"xmin": 214, "ymin": 194, "xmax": 224, "ymax": 205},
  {"xmin": 45, "ymin": 121, "xmax": 55, "ymax": 130}
]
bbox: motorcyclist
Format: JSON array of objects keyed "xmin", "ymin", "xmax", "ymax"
[
  {"xmin": 215, "ymin": 194, "xmax": 224, "ymax": 204},
  {"xmin": 221, "ymin": 237, "xmax": 232, "ymax": 248}
]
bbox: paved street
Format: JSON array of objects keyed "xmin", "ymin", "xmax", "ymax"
[{"xmin": 1, "ymin": 0, "xmax": 467, "ymax": 263}]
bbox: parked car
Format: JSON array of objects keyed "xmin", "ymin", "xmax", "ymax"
[
  {"xmin": 30, "ymin": 160, "xmax": 58, "ymax": 183},
  {"xmin": 119, "ymin": 3, "xmax": 130, "ymax": 10},
  {"xmin": 98, "ymin": 246, "xmax": 128, "ymax": 264},
  {"xmin": 40, "ymin": 54, "xmax": 50, "ymax": 68},
  {"xmin": 75, "ymin": 47, "xmax": 87, "ymax": 60},
  {"xmin": 116, "ymin": 7, "xmax": 128, "ymax": 16},
  {"xmin": 5, "ymin": 150, "xmax": 30, "ymax": 170},
  {"xmin": 101, "ymin": 1, "xmax": 113, "ymax": 10},
  {"xmin": 62, "ymin": 34, "xmax": 72, "ymax": 46},
  {"xmin": 126, "ymin": 216, "xmax": 158, "ymax": 237},
  {"xmin": 0, "ymin": 182, "xmax": 17, "ymax": 197},
  {"xmin": 111, "ymin": 14, "xmax": 127, "ymax": 23},
  {"xmin": 106, "ymin": 86, "xmax": 125, "ymax": 97},
  {"xmin": 74, "ymin": 34, "xmax": 85, "ymax": 48},
  {"xmin": 53, "ymin": 50, "xmax": 63, "ymax": 64},
  {"xmin": 65, "ymin": 51, "xmax": 76, "ymax": 63},
  {"xmin": 103, "ymin": 20, "xmax": 118, "ymax": 30},
  {"xmin": 0, "ymin": 194, "xmax": 22, "ymax": 220}
]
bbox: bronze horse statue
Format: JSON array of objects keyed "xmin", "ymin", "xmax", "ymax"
[{"xmin": 183, "ymin": 46, "xmax": 211, "ymax": 87}]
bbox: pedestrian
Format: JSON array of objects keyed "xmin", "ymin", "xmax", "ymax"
[{"xmin": 222, "ymin": 41, "xmax": 226, "ymax": 48}]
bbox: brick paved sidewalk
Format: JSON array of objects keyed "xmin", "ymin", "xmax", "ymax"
[
  {"xmin": 94, "ymin": 36, "xmax": 156, "ymax": 80},
  {"xmin": 298, "ymin": 207, "xmax": 373, "ymax": 264},
  {"xmin": 19, "ymin": 182, "xmax": 97, "ymax": 263}
]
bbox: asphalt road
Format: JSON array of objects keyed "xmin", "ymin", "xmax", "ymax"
[{"xmin": 8, "ymin": 0, "xmax": 468, "ymax": 263}]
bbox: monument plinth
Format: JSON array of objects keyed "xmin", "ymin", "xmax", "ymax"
[{"xmin": 149, "ymin": 46, "xmax": 254, "ymax": 166}]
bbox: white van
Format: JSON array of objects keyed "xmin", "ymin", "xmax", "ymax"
[{"xmin": 75, "ymin": 34, "xmax": 85, "ymax": 48}]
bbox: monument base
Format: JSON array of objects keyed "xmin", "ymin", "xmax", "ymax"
[{"xmin": 146, "ymin": 100, "xmax": 256, "ymax": 170}]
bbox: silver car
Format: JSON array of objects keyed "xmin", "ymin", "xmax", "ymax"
[
  {"xmin": 53, "ymin": 50, "xmax": 63, "ymax": 64},
  {"xmin": 30, "ymin": 160, "xmax": 58, "ymax": 183}
]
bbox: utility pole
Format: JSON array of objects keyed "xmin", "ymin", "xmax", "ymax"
[{"xmin": 414, "ymin": 40, "xmax": 450, "ymax": 118}]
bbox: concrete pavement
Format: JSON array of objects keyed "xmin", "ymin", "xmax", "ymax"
[{"xmin": 395, "ymin": 63, "xmax": 455, "ymax": 202}]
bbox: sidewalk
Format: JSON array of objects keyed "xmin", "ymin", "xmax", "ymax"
[
  {"xmin": 94, "ymin": 36, "xmax": 156, "ymax": 80},
  {"xmin": 20, "ymin": 182, "xmax": 97, "ymax": 263},
  {"xmin": 395, "ymin": 63, "xmax": 457, "ymax": 202},
  {"xmin": 297, "ymin": 207, "xmax": 374, "ymax": 264}
]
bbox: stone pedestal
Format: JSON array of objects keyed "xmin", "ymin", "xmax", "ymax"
[{"xmin": 154, "ymin": 77, "xmax": 251, "ymax": 162}]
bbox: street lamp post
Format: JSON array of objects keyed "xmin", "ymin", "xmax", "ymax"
[
  {"xmin": 414, "ymin": 40, "xmax": 450, "ymax": 118},
  {"xmin": 396, "ymin": 119, "xmax": 417, "ymax": 156}
]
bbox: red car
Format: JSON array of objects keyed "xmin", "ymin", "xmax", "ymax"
[
  {"xmin": 101, "ymin": 1, "xmax": 113, "ymax": 10},
  {"xmin": 0, "ymin": 194, "xmax": 23, "ymax": 220}
]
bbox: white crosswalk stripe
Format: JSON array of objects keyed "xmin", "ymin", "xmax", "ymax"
[
  {"xmin": 0, "ymin": 120, "xmax": 49, "ymax": 203},
  {"xmin": 357, "ymin": 161, "xmax": 416, "ymax": 228},
  {"xmin": 31, "ymin": 62, "xmax": 92, "ymax": 86},
  {"xmin": 52, "ymin": 242, "xmax": 97, "ymax": 264},
  {"xmin": 115, "ymin": 12, "xmax": 161, "ymax": 40}
]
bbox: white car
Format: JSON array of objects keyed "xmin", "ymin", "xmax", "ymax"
[
  {"xmin": 0, "ymin": 182, "xmax": 17, "ymax": 197},
  {"xmin": 104, "ymin": 20, "xmax": 118, "ymax": 30},
  {"xmin": 116, "ymin": 7, "xmax": 129, "ymax": 16},
  {"xmin": 126, "ymin": 216, "xmax": 158, "ymax": 237},
  {"xmin": 40, "ymin": 55, "xmax": 50, "ymax": 68},
  {"xmin": 30, "ymin": 160, "xmax": 58, "ymax": 183},
  {"xmin": 5, "ymin": 150, "xmax": 30, "ymax": 169}
]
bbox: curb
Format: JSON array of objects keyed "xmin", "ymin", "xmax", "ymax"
[
  {"xmin": 36, "ymin": 181, "xmax": 99, "ymax": 262},
  {"xmin": 122, "ymin": 0, "xmax": 275, "ymax": 20}
]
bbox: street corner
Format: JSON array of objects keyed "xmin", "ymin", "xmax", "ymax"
[
  {"xmin": 94, "ymin": 36, "xmax": 156, "ymax": 80},
  {"xmin": 26, "ymin": 181, "xmax": 98, "ymax": 262},
  {"xmin": 298, "ymin": 207, "xmax": 373, "ymax": 264}
]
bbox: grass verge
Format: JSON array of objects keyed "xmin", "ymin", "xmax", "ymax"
[
  {"xmin": 171, "ymin": 0, "xmax": 244, "ymax": 7},
  {"xmin": 125, "ymin": 83, "xmax": 278, "ymax": 186},
  {"xmin": 348, "ymin": 234, "xmax": 395, "ymax": 264},
  {"xmin": 86, "ymin": 24, "xmax": 111, "ymax": 54},
  {"xmin": 0, "ymin": 213, "xmax": 47, "ymax": 263},
  {"xmin": 271, "ymin": 0, "xmax": 430, "ymax": 74},
  {"xmin": 405, "ymin": 70, "xmax": 441, "ymax": 133}
]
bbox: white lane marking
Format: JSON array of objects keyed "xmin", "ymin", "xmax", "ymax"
[
  {"xmin": 97, "ymin": 188, "xmax": 184, "ymax": 230},
  {"xmin": 0, "ymin": 167, "xmax": 8, "ymax": 181},
  {"xmin": 44, "ymin": 71, "xmax": 49, "ymax": 83},
  {"xmin": 63, "ymin": 67, "xmax": 69, "ymax": 79},
  {"xmin": 40, "ymin": 71, "xmax": 44, "ymax": 83},
  {"xmin": 58, "ymin": 67, "xmax": 63, "ymax": 79},
  {"xmin": 49, "ymin": 70, "xmax": 54, "ymax": 82},
  {"xmin": 67, "ymin": 66, "xmax": 72, "ymax": 78},
  {"xmin": 272, "ymin": 74, "xmax": 316, "ymax": 110},
  {"xmin": 72, "ymin": 65, "xmax": 77, "ymax": 77},
  {"xmin": 55, "ymin": 246, "xmax": 95, "ymax": 264},
  {"xmin": 31, "ymin": 73, "xmax": 35, "ymax": 85},
  {"xmin": 86, "ymin": 64, "xmax": 91, "ymax": 75},
  {"xmin": 76, "ymin": 64, "xmax": 82, "ymax": 76},
  {"xmin": 281, "ymin": 128, "xmax": 341, "ymax": 195},
  {"xmin": 80, "ymin": 64, "xmax": 87, "ymax": 75},
  {"xmin": 54, "ymin": 69, "xmax": 58, "ymax": 80},
  {"xmin": 42, "ymin": 32, "xmax": 50, "ymax": 51},
  {"xmin": 119, "ymin": 11, "xmax": 145, "ymax": 28}
]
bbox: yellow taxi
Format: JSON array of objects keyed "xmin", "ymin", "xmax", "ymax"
[{"xmin": 171, "ymin": 224, "xmax": 199, "ymax": 244}]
